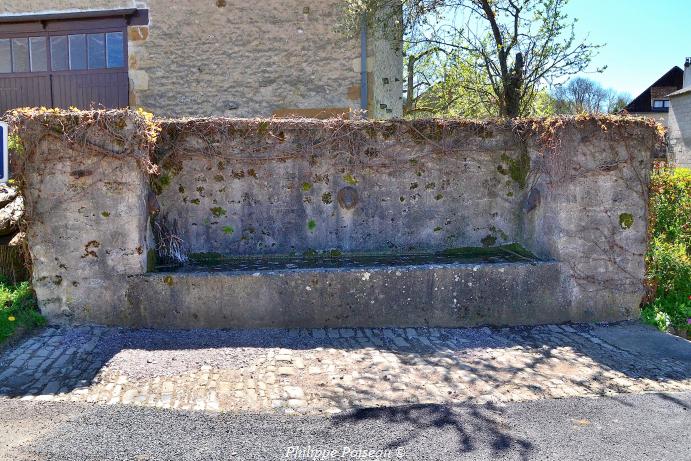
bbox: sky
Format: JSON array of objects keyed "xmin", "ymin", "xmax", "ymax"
[{"xmin": 564, "ymin": 0, "xmax": 691, "ymax": 98}]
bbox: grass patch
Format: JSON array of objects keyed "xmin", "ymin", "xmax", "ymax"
[{"xmin": 0, "ymin": 279, "xmax": 45, "ymax": 345}]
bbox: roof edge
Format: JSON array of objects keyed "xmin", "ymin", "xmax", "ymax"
[{"xmin": 0, "ymin": 8, "xmax": 148, "ymax": 26}]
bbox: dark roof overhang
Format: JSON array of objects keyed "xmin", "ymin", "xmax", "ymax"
[
  {"xmin": 624, "ymin": 66, "xmax": 683, "ymax": 112},
  {"xmin": 0, "ymin": 8, "xmax": 148, "ymax": 26}
]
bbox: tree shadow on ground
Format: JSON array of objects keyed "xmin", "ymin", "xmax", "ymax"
[
  {"xmin": 0, "ymin": 322, "xmax": 688, "ymax": 406},
  {"xmin": 329, "ymin": 402, "xmax": 534, "ymax": 460}
]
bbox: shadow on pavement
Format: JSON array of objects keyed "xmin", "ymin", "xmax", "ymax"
[{"xmin": 0, "ymin": 321, "xmax": 689, "ymax": 402}]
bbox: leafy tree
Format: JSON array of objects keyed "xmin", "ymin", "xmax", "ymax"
[{"xmin": 340, "ymin": 0, "xmax": 603, "ymax": 117}]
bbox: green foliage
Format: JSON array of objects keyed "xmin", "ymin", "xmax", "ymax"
[
  {"xmin": 8, "ymin": 133, "xmax": 24, "ymax": 155},
  {"xmin": 222, "ymin": 226, "xmax": 234, "ymax": 235},
  {"xmin": 0, "ymin": 279, "xmax": 45, "ymax": 344},
  {"xmin": 642, "ymin": 167, "xmax": 691, "ymax": 331},
  {"xmin": 342, "ymin": 1, "xmax": 602, "ymax": 117}
]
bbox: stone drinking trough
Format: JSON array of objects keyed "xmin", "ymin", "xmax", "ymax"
[{"xmin": 13, "ymin": 110, "xmax": 660, "ymax": 328}]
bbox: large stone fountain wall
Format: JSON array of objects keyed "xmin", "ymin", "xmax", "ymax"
[{"xmin": 13, "ymin": 111, "xmax": 659, "ymax": 327}]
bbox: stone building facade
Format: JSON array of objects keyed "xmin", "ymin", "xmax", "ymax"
[
  {"xmin": 0, "ymin": 1, "xmax": 403, "ymax": 118},
  {"xmin": 667, "ymin": 61, "xmax": 691, "ymax": 168}
]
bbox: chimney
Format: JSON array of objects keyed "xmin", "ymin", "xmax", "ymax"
[{"xmin": 684, "ymin": 57, "xmax": 691, "ymax": 88}]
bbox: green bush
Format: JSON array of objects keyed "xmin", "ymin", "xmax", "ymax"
[
  {"xmin": 641, "ymin": 166, "xmax": 691, "ymax": 331},
  {"xmin": 0, "ymin": 278, "xmax": 45, "ymax": 344},
  {"xmin": 7, "ymin": 132, "xmax": 23, "ymax": 156}
]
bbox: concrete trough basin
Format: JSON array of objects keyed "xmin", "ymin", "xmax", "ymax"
[{"xmin": 123, "ymin": 258, "xmax": 566, "ymax": 329}]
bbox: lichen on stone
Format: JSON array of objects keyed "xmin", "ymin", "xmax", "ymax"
[
  {"xmin": 210, "ymin": 207, "xmax": 227, "ymax": 217},
  {"xmin": 619, "ymin": 213, "xmax": 634, "ymax": 229}
]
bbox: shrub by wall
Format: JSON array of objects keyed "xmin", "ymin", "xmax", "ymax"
[{"xmin": 642, "ymin": 165, "xmax": 691, "ymax": 333}]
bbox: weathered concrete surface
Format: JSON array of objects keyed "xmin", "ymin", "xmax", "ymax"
[
  {"xmin": 19, "ymin": 114, "xmax": 151, "ymax": 324},
  {"xmin": 155, "ymin": 120, "xmax": 529, "ymax": 256},
  {"xmin": 123, "ymin": 261, "xmax": 564, "ymax": 328},
  {"xmin": 522, "ymin": 122, "xmax": 653, "ymax": 323}
]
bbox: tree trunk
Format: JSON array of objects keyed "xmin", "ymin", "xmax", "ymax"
[{"xmin": 504, "ymin": 52, "xmax": 524, "ymax": 118}]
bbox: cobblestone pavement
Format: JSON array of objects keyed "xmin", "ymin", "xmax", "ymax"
[{"xmin": 0, "ymin": 323, "xmax": 689, "ymax": 415}]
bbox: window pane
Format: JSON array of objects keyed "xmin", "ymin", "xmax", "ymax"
[
  {"xmin": 68, "ymin": 34, "xmax": 86, "ymax": 70},
  {"xmin": 29, "ymin": 37, "xmax": 47, "ymax": 72},
  {"xmin": 0, "ymin": 39, "xmax": 10, "ymax": 73},
  {"xmin": 50, "ymin": 36, "xmax": 68, "ymax": 71},
  {"xmin": 87, "ymin": 33, "xmax": 105, "ymax": 69},
  {"xmin": 11, "ymin": 38, "xmax": 29, "ymax": 73},
  {"xmin": 106, "ymin": 32, "xmax": 124, "ymax": 68}
]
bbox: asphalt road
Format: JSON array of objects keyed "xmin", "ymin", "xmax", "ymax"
[{"xmin": 1, "ymin": 391, "xmax": 689, "ymax": 461}]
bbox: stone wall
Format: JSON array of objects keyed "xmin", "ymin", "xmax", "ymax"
[
  {"xmin": 14, "ymin": 110, "xmax": 152, "ymax": 324},
  {"xmin": 1, "ymin": 0, "xmax": 403, "ymax": 119},
  {"xmin": 13, "ymin": 111, "xmax": 660, "ymax": 327},
  {"xmin": 668, "ymin": 91, "xmax": 691, "ymax": 168},
  {"xmin": 153, "ymin": 119, "xmax": 526, "ymax": 256}
]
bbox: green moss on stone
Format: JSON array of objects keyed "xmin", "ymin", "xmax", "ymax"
[
  {"xmin": 257, "ymin": 120, "xmax": 270, "ymax": 135},
  {"xmin": 151, "ymin": 173, "xmax": 172, "ymax": 195},
  {"xmin": 307, "ymin": 219, "xmax": 317, "ymax": 232},
  {"xmin": 222, "ymin": 226, "xmax": 234, "ymax": 235},
  {"xmin": 441, "ymin": 243, "xmax": 536, "ymax": 259},
  {"xmin": 190, "ymin": 198, "xmax": 200, "ymax": 205},
  {"xmin": 343, "ymin": 174, "xmax": 358, "ymax": 186},
  {"xmin": 210, "ymin": 207, "xmax": 227, "ymax": 218},
  {"xmin": 303, "ymin": 248, "xmax": 318, "ymax": 258},
  {"xmin": 499, "ymin": 147, "xmax": 531, "ymax": 190},
  {"xmin": 101, "ymin": 211, "xmax": 110, "ymax": 217},
  {"xmin": 619, "ymin": 213, "xmax": 634, "ymax": 229},
  {"xmin": 302, "ymin": 182, "xmax": 313, "ymax": 192},
  {"xmin": 481, "ymin": 234, "xmax": 497, "ymax": 247},
  {"xmin": 146, "ymin": 249, "xmax": 157, "ymax": 272}
]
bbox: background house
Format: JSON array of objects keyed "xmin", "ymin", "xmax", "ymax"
[
  {"xmin": 667, "ymin": 58, "xmax": 691, "ymax": 168},
  {"xmin": 0, "ymin": 1, "xmax": 402, "ymax": 119},
  {"xmin": 624, "ymin": 66, "xmax": 683, "ymax": 127}
]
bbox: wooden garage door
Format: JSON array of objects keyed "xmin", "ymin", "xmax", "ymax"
[{"xmin": 0, "ymin": 17, "xmax": 128, "ymax": 113}]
